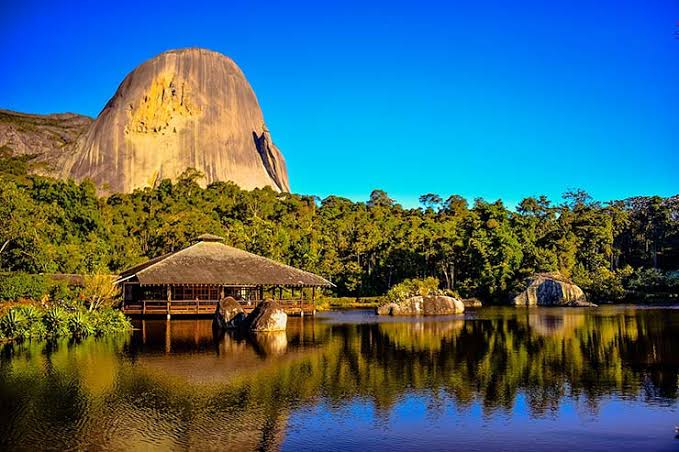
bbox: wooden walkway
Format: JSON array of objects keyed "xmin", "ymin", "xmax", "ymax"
[{"xmin": 122, "ymin": 299, "xmax": 316, "ymax": 317}]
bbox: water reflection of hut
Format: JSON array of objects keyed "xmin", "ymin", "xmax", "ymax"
[{"xmin": 116, "ymin": 234, "xmax": 332, "ymax": 317}]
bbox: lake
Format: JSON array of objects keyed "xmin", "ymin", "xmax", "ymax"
[{"xmin": 1, "ymin": 306, "xmax": 679, "ymax": 451}]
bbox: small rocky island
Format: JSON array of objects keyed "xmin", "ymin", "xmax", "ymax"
[
  {"xmin": 214, "ymin": 297, "xmax": 288, "ymax": 332},
  {"xmin": 377, "ymin": 295, "xmax": 465, "ymax": 316},
  {"xmin": 511, "ymin": 273, "xmax": 596, "ymax": 307}
]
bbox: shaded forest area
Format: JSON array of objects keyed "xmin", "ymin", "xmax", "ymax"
[{"xmin": 0, "ymin": 152, "xmax": 677, "ymax": 302}]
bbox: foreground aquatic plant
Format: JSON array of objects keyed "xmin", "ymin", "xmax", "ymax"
[
  {"xmin": 68, "ymin": 311, "xmax": 95, "ymax": 337},
  {"xmin": 0, "ymin": 306, "xmax": 131, "ymax": 341},
  {"xmin": 43, "ymin": 307, "xmax": 69, "ymax": 337},
  {"xmin": 0, "ymin": 309, "xmax": 28, "ymax": 339}
]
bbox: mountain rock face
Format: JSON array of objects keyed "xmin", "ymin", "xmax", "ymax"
[
  {"xmin": 65, "ymin": 48, "xmax": 289, "ymax": 193},
  {"xmin": 0, "ymin": 48, "xmax": 290, "ymax": 193},
  {"xmin": 0, "ymin": 110, "xmax": 92, "ymax": 172}
]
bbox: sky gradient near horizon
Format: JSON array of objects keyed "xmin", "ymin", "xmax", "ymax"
[{"xmin": 2, "ymin": 0, "xmax": 678, "ymax": 207}]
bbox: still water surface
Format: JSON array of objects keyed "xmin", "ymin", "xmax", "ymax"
[{"xmin": 2, "ymin": 307, "xmax": 679, "ymax": 451}]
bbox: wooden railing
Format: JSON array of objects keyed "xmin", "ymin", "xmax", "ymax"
[{"xmin": 123, "ymin": 298, "xmax": 315, "ymax": 316}]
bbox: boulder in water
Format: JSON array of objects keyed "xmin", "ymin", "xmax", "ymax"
[
  {"xmin": 213, "ymin": 296, "xmax": 246, "ymax": 329},
  {"xmin": 376, "ymin": 295, "xmax": 464, "ymax": 316},
  {"xmin": 245, "ymin": 299, "xmax": 288, "ymax": 331},
  {"xmin": 511, "ymin": 273, "xmax": 596, "ymax": 307},
  {"xmin": 422, "ymin": 295, "xmax": 465, "ymax": 315}
]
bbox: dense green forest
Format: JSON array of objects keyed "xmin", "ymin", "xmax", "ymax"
[{"xmin": 1, "ymin": 151, "xmax": 677, "ymax": 302}]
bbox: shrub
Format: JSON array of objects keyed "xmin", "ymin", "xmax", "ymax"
[
  {"xmin": 81, "ymin": 274, "xmax": 120, "ymax": 311},
  {"xmin": 625, "ymin": 268, "xmax": 679, "ymax": 296},
  {"xmin": 68, "ymin": 311, "xmax": 94, "ymax": 337},
  {"xmin": 0, "ymin": 273, "xmax": 50, "ymax": 301},
  {"xmin": 580, "ymin": 267, "xmax": 629, "ymax": 302},
  {"xmin": 0, "ymin": 309, "xmax": 28, "ymax": 339},
  {"xmin": 90, "ymin": 309, "xmax": 132, "ymax": 335},
  {"xmin": 0, "ymin": 305, "xmax": 132, "ymax": 341},
  {"xmin": 42, "ymin": 307, "xmax": 69, "ymax": 337},
  {"xmin": 386, "ymin": 277, "xmax": 441, "ymax": 302}
]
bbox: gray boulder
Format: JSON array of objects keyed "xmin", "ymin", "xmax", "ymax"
[
  {"xmin": 376, "ymin": 295, "xmax": 464, "ymax": 316},
  {"xmin": 376, "ymin": 302, "xmax": 400, "ymax": 315},
  {"xmin": 213, "ymin": 296, "xmax": 246, "ymax": 329},
  {"xmin": 245, "ymin": 299, "xmax": 288, "ymax": 332},
  {"xmin": 511, "ymin": 273, "xmax": 597, "ymax": 307}
]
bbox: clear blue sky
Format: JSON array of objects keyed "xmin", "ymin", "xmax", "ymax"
[{"xmin": 2, "ymin": 0, "xmax": 678, "ymax": 206}]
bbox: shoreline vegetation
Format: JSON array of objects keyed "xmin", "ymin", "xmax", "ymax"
[
  {"xmin": 0, "ymin": 273, "xmax": 131, "ymax": 342},
  {"xmin": 0, "ymin": 152, "xmax": 678, "ymax": 317}
]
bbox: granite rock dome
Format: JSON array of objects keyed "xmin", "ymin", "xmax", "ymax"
[{"xmin": 63, "ymin": 48, "xmax": 289, "ymax": 193}]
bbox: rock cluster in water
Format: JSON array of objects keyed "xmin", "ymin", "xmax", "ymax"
[
  {"xmin": 511, "ymin": 273, "xmax": 596, "ymax": 307},
  {"xmin": 376, "ymin": 295, "xmax": 465, "ymax": 316},
  {"xmin": 214, "ymin": 297, "xmax": 287, "ymax": 332}
]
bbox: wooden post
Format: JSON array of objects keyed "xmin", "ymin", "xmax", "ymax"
[
  {"xmin": 312, "ymin": 287, "xmax": 316, "ymax": 317},
  {"xmin": 166, "ymin": 285, "xmax": 172, "ymax": 319},
  {"xmin": 122, "ymin": 283, "xmax": 126, "ymax": 312}
]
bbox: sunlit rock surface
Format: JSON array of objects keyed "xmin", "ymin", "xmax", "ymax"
[
  {"xmin": 376, "ymin": 295, "xmax": 465, "ymax": 315},
  {"xmin": 245, "ymin": 299, "xmax": 288, "ymax": 331},
  {"xmin": 62, "ymin": 48, "xmax": 289, "ymax": 193},
  {"xmin": 0, "ymin": 110, "xmax": 92, "ymax": 172},
  {"xmin": 213, "ymin": 296, "xmax": 246, "ymax": 329},
  {"xmin": 512, "ymin": 273, "xmax": 596, "ymax": 307}
]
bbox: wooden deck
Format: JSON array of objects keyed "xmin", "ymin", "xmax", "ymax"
[{"xmin": 122, "ymin": 299, "xmax": 316, "ymax": 317}]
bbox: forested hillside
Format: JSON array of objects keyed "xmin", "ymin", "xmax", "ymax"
[{"xmin": 1, "ymin": 152, "xmax": 677, "ymax": 302}]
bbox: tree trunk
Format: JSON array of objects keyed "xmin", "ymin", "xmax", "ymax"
[{"xmin": 441, "ymin": 265, "xmax": 450, "ymax": 290}]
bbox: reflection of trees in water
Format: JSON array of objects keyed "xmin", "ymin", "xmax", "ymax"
[
  {"xmin": 2, "ymin": 310, "xmax": 679, "ymax": 450},
  {"xmin": 378, "ymin": 320, "xmax": 464, "ymax": 352}
]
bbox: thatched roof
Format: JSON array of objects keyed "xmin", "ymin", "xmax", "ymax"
[{"xmin": 117, "ymin": 239, "xmax": 333, "ymax": 287}]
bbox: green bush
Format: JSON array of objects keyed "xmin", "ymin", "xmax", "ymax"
[
  {"xmin": 0, "ymin": 305, "xmax": 132, "ymax": 341},
  {"xmin": 625, "ymin": 268, "xmax": 679, "ymax": 296},
  {"xmin": 0, "ymin": 309, "xmax": 28, "ymax": 339},
  {"xmin": 0, "ymin": 273, "xmax": 80, "ymax": 305},
  {"xmin": 386, "ymin": 277, "xmax": 441, "ymax": 302},
  {"xmin": 89, "ymin": 309, "xmax": 131, "ymax": 335},
  {"xmin": 68, "ymin": 311, "xmax": 94, "ymax": 337},
  {"xmin": 42, "ymin": 307, "xmax": 69, "ymax": 337},
  {"xmin": 0, "ymin": 273, "xmax": 50, "ymax": 301},
  {"xmin": 576, "ymin": 267, "xmax": 630, "ymax": 302},
  {"xmin": 15, "ymin": 305, "xmax": 47, "ymax": 337}
]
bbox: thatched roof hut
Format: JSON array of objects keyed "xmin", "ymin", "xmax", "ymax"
[{"xmin": 117, "ymin": 234, "xmax": 332, "ymax": 316}]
